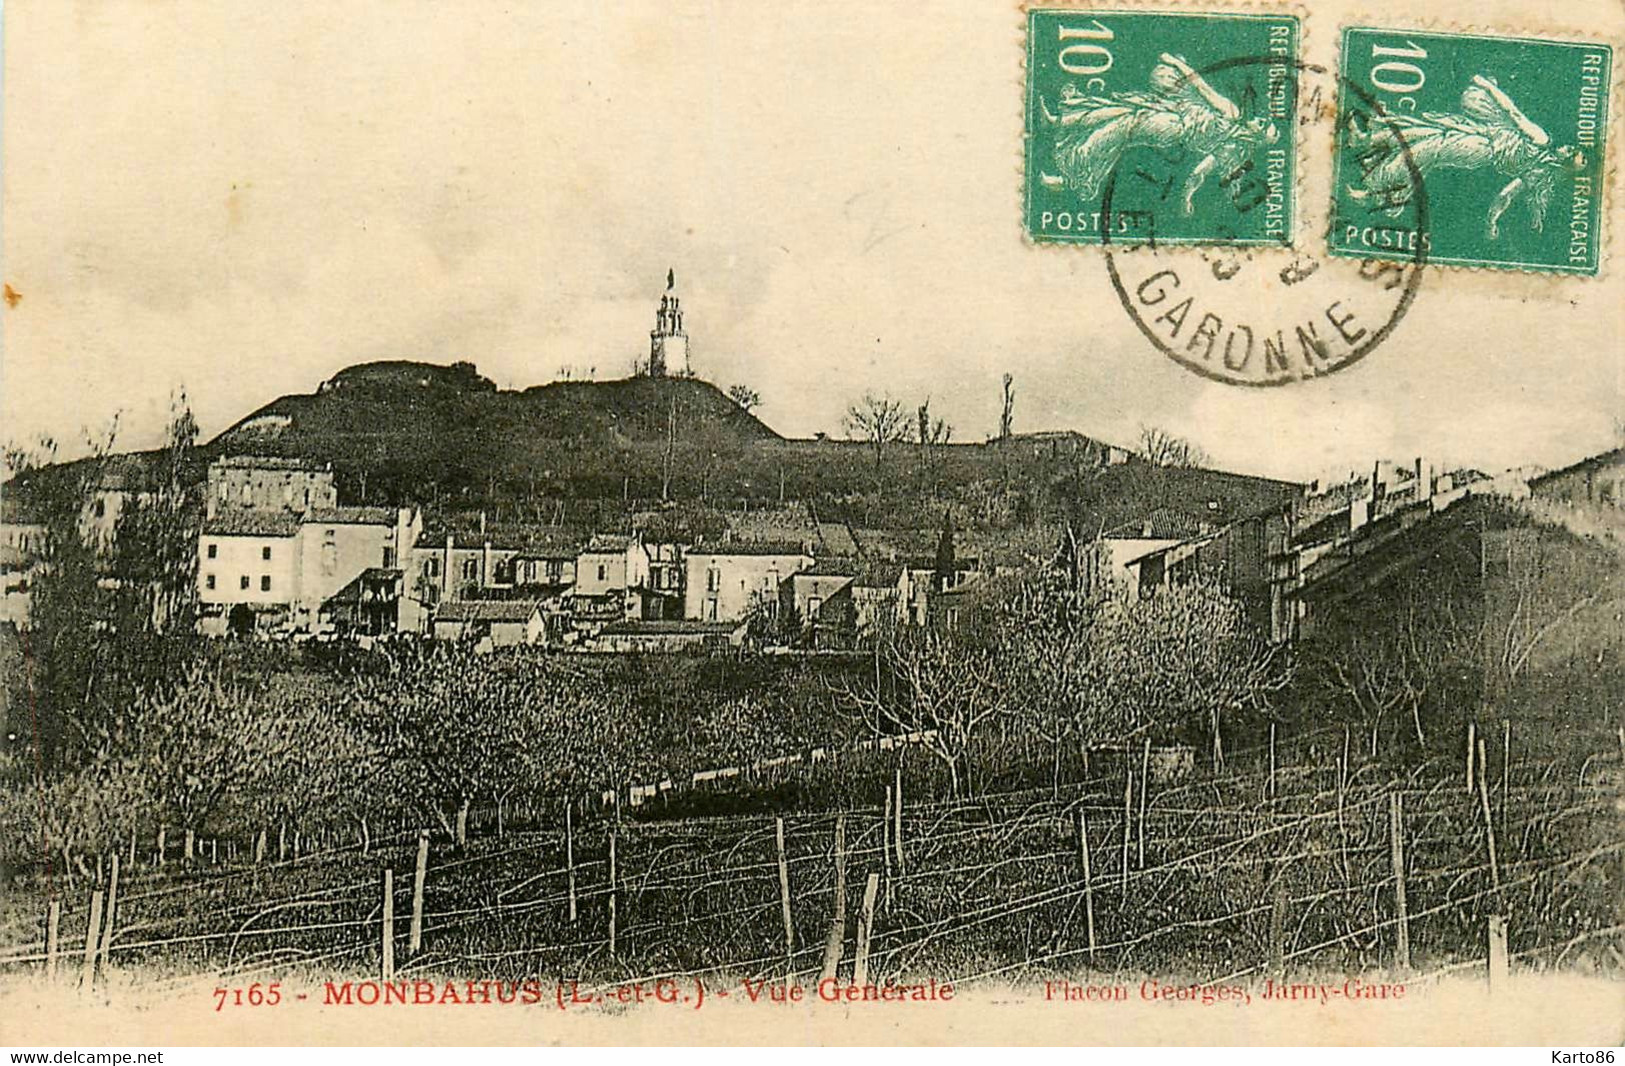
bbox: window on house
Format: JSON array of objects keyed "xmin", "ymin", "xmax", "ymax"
[
  {"xmin": 707, "ymin": 568, "xmax": 721, "ymax": 592},
  {"xmin": 205, "ymin": 574, "xmax": 216, "ymax": 590},
  {"xmin": 207, "ymin": 544, "xmax": 218, "ymax": 559},
  {"xmin": 463, "ymin": 558, "xmax": 478, "ymax": 581},
  {"xmin": 426, "ymin": 557, "xmax": 441, "ymax": 578},
  {"xmin": 808, "ymin": 596, "xmax": 822, "ymax": 618},
  {"xmin": 946, "ymin": 607, "xmax": 960, "ymax": 629},
  {"xmin": 706, "ymin": 598, "xmax": 718, "ymax": 621},
  {"xmin": 262, "ymin": 546, "xmax": 272, "ymax": 561},
  {"xmin": 383, "ymin": 547, "xmax": 396, "ymax": 568},
  {"xmin": 94, "ymin": 499, "xmax": 106, "ymax": 518},
  {"xmin": 261, "ymin": 575, "xmax": 272, "ymax": 592},
  {"xmin": 597, "ymin": 564, "xmax": 607, "ymax": 581},
  {"xmin": 240, "ymin": 575, "xmax": 250, "ymax": 590}
]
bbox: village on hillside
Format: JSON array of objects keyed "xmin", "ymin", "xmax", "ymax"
[
  {"xmin": 5, "ymin": 278, "xmax": 1618, "ymax": 664},
  {"xmin": 2, "ymin": 275, "xmax": 1622, "ymax": 999}
]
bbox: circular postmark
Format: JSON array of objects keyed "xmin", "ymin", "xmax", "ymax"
[{"xmin": 1092, "ymin": 57, "xmax": 1429, "ymax": 386}]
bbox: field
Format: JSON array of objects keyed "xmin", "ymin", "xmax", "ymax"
[{"xmin": 3, "ymin": 724, "xmax": 1621, "ymax": 1003}]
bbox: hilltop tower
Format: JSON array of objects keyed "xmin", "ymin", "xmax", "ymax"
[{"xmin": 648, "ymin": 269, "xmax": 690, "ymax": 378}]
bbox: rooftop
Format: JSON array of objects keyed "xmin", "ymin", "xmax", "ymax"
[
  {"xmin": 306, "ymin": 506, "xmax": 401, "ymax": 527},
  {"xmin": 688, "ymin": 539, "xmax": 810, "ymax": 557},
  {"xmin": 210, "ymin": 455, "xmax": 331, "ymax": 472},
  {"xmin": 434, "ymin": 600, "xmax": 541, "ymax": 623},
  {"xmin": 853, "ymin": 562, "xmax": 905, "ymax": 588},
  {"xmin": 417, "ymin": 523, "xmax": 585, "ymax": 554},
  {"xmin": 597, "ymin": 619, "xmax": 745, "ymax": 636},
  {"xmin": 203, "ymin": 512, "xmax": 301, "ymax": 538},
  {"xmin": 1529, "ymin": 447, "xmax": 1625, "ymax": 488}
]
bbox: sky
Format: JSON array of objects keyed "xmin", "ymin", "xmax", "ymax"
[{"xmin": 2, "ymin": 0, "xmax": 1621, "ymax": 485}]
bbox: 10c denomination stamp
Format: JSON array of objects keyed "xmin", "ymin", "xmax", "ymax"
[
  {"xmin": 1025, "ymin": 8, "xmax": 1300, "ymax": 247},
  {"xmin": 1331, "ymin": 28, "xmax": 1612, "ymax": 275}
]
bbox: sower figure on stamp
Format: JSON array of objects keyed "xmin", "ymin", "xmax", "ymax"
[
  {"xmin": 1039, "ymin": 52, "xmax": 1278, "ymax": 214},
  {"xmin": 1347, "ymin": 74, "xmax": 1584, "ymax": 238}
]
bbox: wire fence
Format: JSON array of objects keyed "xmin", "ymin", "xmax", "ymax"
[{"xmin": 3, "ymin": 733, "xmax": 1622, "ymax": 1000}]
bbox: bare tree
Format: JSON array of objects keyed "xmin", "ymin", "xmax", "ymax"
[
  {"xmin": 1138, "ymin": 425, "xmax": 1210, "ymax": 469},
  {"xmin": 1107, "ymin": 577, "xmax": 1290, "ymax": 767},
  {"xmin": 728, "ymin": 384, "xmax": 762, "ymax": 412},
  {"xmin": 915, "ymin": 400, "xmax": 951, "ymax": 448},
  {"xmin": 843, "ymin": 391, "xmax": 909, "ymax": 470},
  {"xmin": 832, "ymin": 621, "xmax": 1009, "ymax": 797},
  {"xmin": 915, "ymin": 399, "xmax": 952, "ymax": 497},
  {"xmin": 1311, "ymin": 593, "xmax": 1467, "ymax": 754},
  {"xmin": 999, "ymin": 374, "xmax": 1016, "ymax": 440}
]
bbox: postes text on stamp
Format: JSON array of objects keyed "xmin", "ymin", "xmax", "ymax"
[
  {"xmin": 1331, "ymin": 28, "xmax": 1613, "ymax": 275},
  {"xmin": 1025, "ymin": 8, "xmax": 1300, "ymax": 247}
]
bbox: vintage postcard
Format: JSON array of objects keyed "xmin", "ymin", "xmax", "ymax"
[{"xmin": 2, "ymin": 0, "xmax": 1623, "ymax": 1052}]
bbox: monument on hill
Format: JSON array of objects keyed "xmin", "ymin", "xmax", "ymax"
[{"xmin": 647, "ymin": 268, "xmax": 690, "ymax": 378}]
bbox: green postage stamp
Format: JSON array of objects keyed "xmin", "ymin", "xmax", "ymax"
[
  {"xmin": 1024, "ymin": 9, "xmax": 1300, "ymax": 246},
  {"xmin": 1331, "ymin": 28, "xmax": 1613, "ymax": 274}
]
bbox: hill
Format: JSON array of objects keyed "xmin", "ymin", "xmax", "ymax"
[
  {"xmin": 216, "ymin": 360, "xmax": 780, "ymax": 453},
  {"xmin": 7, "ymin": 360, "xmax": 1303, "ymax": 540}
]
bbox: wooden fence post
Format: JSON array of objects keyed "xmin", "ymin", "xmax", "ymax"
[
  {"xmin": 1268, "ymin": 723, "xmax": 1277, "ymax": 799},
  {"xmin": 156, "ymin": 825, "xmax": 167, "ymax": 868},
  {"xmin": 854, "ymin": 872, "xmax": 880, "ymax": 986},
  {"xmin": 893, "ymin": 768, "xmax": 905, "ymax": 875},
  {"xmin": 1120, "ymin": 771, "xmax": 1133, "ymax": 891},
  {"xmin": 566, "ymin": 799, "xmax": 578, "ymax": 923},
  {"xmin": 1137, "ymin": 739, "xmax": 1150, "ymax": 868},
  {"xmin": 45, "ymin": 899, "xmax": 60, "ymax": 981},
  {"xmin": 1486, "ymin": 915, "xmax": 1509, "ymax": 994},
  {"xmin": 1500, "ymin": 719, "xmax": 1511, "ymax": 840},
  {"xmin": 80, "ymin": 889, "xmax": 103, "ymax": 990},
  {"xmin": 775, "ymin": 817, "xmax": 795, "ymax": 973},
  {"xmin": 882, "ymin": 785, "xmax": 894, "ymax": 910},
  {"xmin": 1389, "ymin": 792, "xmax": 1410, "ymax": 975},
  {"xmin": 127, "ymin": 832, "xmax": 136, "ymax": 871},
  {"xmin": 1477, "ymin": 737, "xmax": 1501, "ymax": 896},
  {"xmin": 820, "ymin": 815, "xmax": 848, "ymax": 982},
  {"xmin": 409, "ymin": 830, "xmax": 429, "ymax": 954},
  {"xmin": 1465, "ymin": 722, "xmax": 1476, "ymax": 793},
  {"xmin": 184, "ymin": 828, "xmax": 195, "ymax": 863},
  {"xmin": 1076, "ymin": 808, "xmax": 1096, "ymax": 962},
  {"xmin": 380, "ymin": 869, "xmax": 395, "ymax": 982},
  {"xmin": 278, "ymin": 821, "xmax": 287, "ymax": 863},
  {"xmin": 255, "ymin": 828, "xmax": 267, "ymax": 865},
  {"xmin": 96, "ymin": 853, "xmax": 120, "ymax": 980},
  {"xmin": 1267, "ymin": 866, "xmax": 1287, "ymax": 976},
  {"xmin": 608, "ymin": 827, "xmax": 618, "ymax": 957}
]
